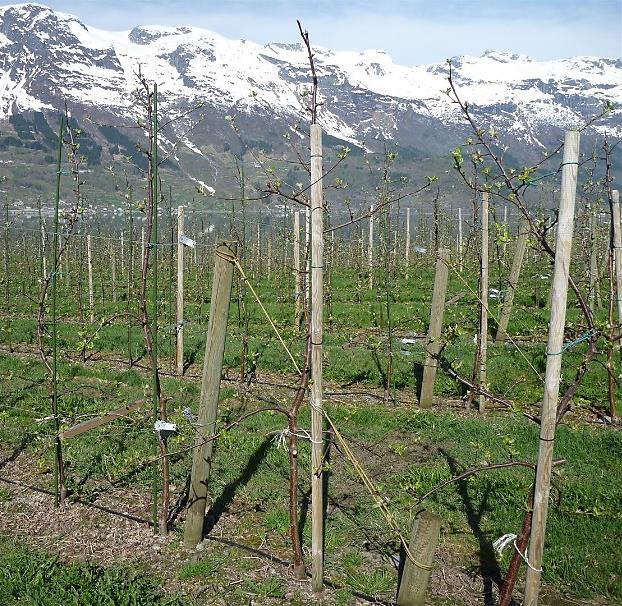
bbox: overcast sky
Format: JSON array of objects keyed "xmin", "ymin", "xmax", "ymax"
[{"xmin": 35, "ymin": 0, "xmax": 622, "ymax": 64}]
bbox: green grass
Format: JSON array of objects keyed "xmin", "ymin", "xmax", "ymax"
[
  {"xmin": 0, "ymin": 538, "xmax": 184, "ymax": 606},
  {"xmin": 0, "ymin": 240, "xmax": 620, "ymax": 604},
  {"xmin": 0, "ymin": 351, "xmax": 620, "ymax": 603}
]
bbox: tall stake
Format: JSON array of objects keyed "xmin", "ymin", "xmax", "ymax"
[
  {"xmin": 4, "ymin": 198, "xmax": 10, "ymax": 353},
  {"xmin": 478, "ymin": 193, "xmax": 489, "ymax": 413},
  {"xmin": 405, "ymin": 207, "xmax": 411, "ymax": 266},
  {"xmin": 368, "ymin": 205, "xmax": 374, "ymax": 289},
  {"xmin": 176, "ymin": 205, "xmax": 185, "ymax": 375},
  {"xmin": 589, "ymin": 208, "xmax": 601, "ymax": 310},
  {"xmin": 294, "ymin": 211, "xmax": 303, "ymax": 333},
  {"xmin": 524, "ymin": 131, "xmax": 580, "ymax": 605},
  {"xmin": 150, "ymin": 83, "xmax": 164, "ymax": 532},
  {"xmin": 111, "ymin": 245, "xmax": 117, "ymax": 303},
  {"xmin": 139, "ymin": 82, "xmax": 168, "ymax": 534},
  {"xmin": 87, "ymin": 234, "xmax": 94, "ymax": 323},
  {"xmin": 611, "ymin": 190, "xmax": 622, "ymax": 341},
  {"xmin": 52, "ymin": 114, "xmax": 66, "ymax": 505},
  {"xmin": 127, "ymin": 189, "xmax": 134, "ymax": 367},
  {"xmin": 310, "ymin": 123, "xmax": 325, "ymax": 592},
  {"xmin": 495, "ymin": 216, "xmax": 529, "ymax": 343},
  {"xmin": 458, "ymin": 207, "xmax": 463, "ymax": 272}
]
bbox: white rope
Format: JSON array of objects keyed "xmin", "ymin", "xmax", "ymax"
[
  {"xmin": 513, "ymin": 539, "xmax": 543, "ymax": 573},
  {"xmin": 493, "ymin": 532, "xmax": 543, "ymax": 573},
  {"xmin": 272, "ymin": 427, "xmax": 323, "ymax": 450}
]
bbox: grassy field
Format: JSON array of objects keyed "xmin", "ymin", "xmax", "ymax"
[{"xmin": 0, "ymin": 232, "xmax": 620, "ymax": 604}]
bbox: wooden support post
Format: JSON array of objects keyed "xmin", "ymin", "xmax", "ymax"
[
  {"xmin": 496, "ymin": 216, "xmax": 529, "ymax": 343},
  {"xmin": 176, "ymin": 206, "xmax": 185, "ymax": 376},
  {"xmin": 305, "ymin": 206, "xmax": 311, "ymax": 305},
  {"xmin": 524, "ymin": 131, "xmax": 580, "ymax": 606},
  {"xmin": 184, "ymin": 242, "xmax": 236, "ymax": 548},
  {"xmin": 397, "ymin": 511, "xmax": 441, "ymax": 606},
  {"xmin": 63, "ymin": 237, "xmax": 70, "ymax": 288},
  {"xmin": 611, "ymin": 190, "xmax": 622, "ymax": 335},
  {"xmin": 41, "ymin": 221, "xmax": 47, "ymax": 282},
  {"xmin": 478, "ymin": 193, "xmax": 489, "ymax": 413},
  {"xmin": 419, "ymin": 248, "xmax": 450, "ymax": 408},
  {"xmin": 141, "ymin": 226, "xmax": 145, "ymax": 265},
  {"xmin": 294, "ymin": 211, "xmax": 303, "ymax": 333},
  {"xmin": 502, "ymin": 205, "xmax": 508, "ymax": 258},
  {"xmin": 265, "ymin": 237, "xmax": 270, "ymax": 278},
  {"xmin": 310, "ymin": 123, "xmax": 325, "ymax": 593},
  {"xmin": 87, "ymin": 234, "xmax": 94, "ymax": 323},
  {"xmin": 458, "ymin": 207, "xmax": 463, "ymax": 272},
  {"xmin": 589, "ymin": 208, "xmax": 601, "ymax": 310},
  {"xmin": 368, "ymin": 205, "xmax": 374, "ymax": 289},
  {"xmin": 405, "ymin": 207, "xmax": 411, "ymax": 266},
  {"xmin": 111, "ymin": 244, "xmax": 117, "ymax": 304},
  {"xmin": 120, "ymin": 232, "xmax": 125, "ymax": 275}
]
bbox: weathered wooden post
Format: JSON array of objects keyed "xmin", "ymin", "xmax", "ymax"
[
  {"xmin": 141, "ymin": 226, "xmax": 145, "ymax": 265},
  {"xmin": 419, "ymin": 248, "xmax": 450, "ymax": 408},
  {"xmin": 63, "ymin": 235, "xmax": 70, "ymax": 288},
  {"xmin": 458, "ymin": 207, "xmax": 463, "ymax": 272},
  {"xmin": 267, "ymin": 238, "xmax": 272, "ymax": 278},
  {"xmin": 176, "ymin": 206, "xmax": 185, "ymax": 376},
  {"xmin": 524, "ymin": 131, "xmax": 580, "ymax": 606},
  {"xmin": 478, "ymin": 192, "xmax": 489, "ymax": 413},
  {"xmin": 120, "ymin": 231, "xmax": 125, "ymax": 275},
  {"xmin": 184, "ymin": 242, "xmax": 236, "ymax": 548},
  {"xmin": 589, "ymin": 208, "xmax": 602, "ymax": 310},
  {"xmin": 310, "ymin": 123, "xmax": 325, "ymax": 593},
  {"xmin": 611, "ymin": 190, "xmax": 622, "ymax": 334},
  {"xmin": 502, "ymin": 205, "xmax": 508, "ymax": 258},
  {"xmin": 368, "ymin": 205, "xmax": 374, "ymax": 289},
  {"xmin": 41, "ymin": 221, "xmax": 47, "ymax": 283},
  {"xmin": 294, "ymin": 211, "xmax": 303, "ymax": 333},
  {"xmin": 405, "ymin": 207, "xmax": 411, "ymax": 266},
  {"xmin": 496, "ymin": 217, "xmax": 529, "ymax": 342},
  {"xmin": 397, "ymin": 511, "xmax": 441, "ymax": 606},
  {"xmin": 87, "ymin": 234, "xmax": 94, "ymax": 323},
  {"xmin": 305, "ymin": 206, "xmax": 311, "ymax": 305}
]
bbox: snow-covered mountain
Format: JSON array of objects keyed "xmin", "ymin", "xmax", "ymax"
[{"xmin": 0, "ymin": 2, "xmax": 620, "ymax": 197}]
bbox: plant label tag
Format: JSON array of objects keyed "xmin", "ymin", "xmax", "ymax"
[{"xmin": 179, "ymin": 234, "xmax": 196, "ymax": 248}]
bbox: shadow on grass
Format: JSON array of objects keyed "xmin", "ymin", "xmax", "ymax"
[
  {"xmin": 2, "ymin": 473, "xmax": 395, "ymax": 606},
  {"xmin": 441, "ymin": 448, "xmax": 502, "ymax": 606},
  {"xmin": 413, "ymin": 362, "xmax": 424, "ymax": 400},
  {"xmin": 183, "ymin": 341, "xmax": 203, "ymax": 373},
  {"xmin": 0, "ymin": 476, "xmax": 153, "ymax": 526},
  {"xmin": 202, "ymin": 437, "xmax": 272, "ymax": 537},
  {"xmin": 0, "ymin": 434, "xmax": 31, "ymax": 470}
]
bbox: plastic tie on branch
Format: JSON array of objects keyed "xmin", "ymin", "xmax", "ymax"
[
  {"xmin": 523, "ymin": 160, "xmax": 580, "ymax": 190},
  {"xmin": 272, "ymin": 427, "xmax": 323, "ymax": 451},
  {"xmin": 546, "ymin": 329, "xmax": 598, "ymax": 356}
]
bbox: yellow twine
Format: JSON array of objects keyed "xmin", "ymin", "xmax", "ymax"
[{"xmin": 216, "ymin": 246, "xmax": 302, "ymax": 375}]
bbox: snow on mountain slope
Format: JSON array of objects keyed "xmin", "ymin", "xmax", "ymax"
[{"xmin": 0, "ymin": 2, "xmax": 619, "ymax": 148}]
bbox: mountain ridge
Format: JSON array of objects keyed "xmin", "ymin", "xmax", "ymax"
[{"xmin": 0, "ymin": 2, "xmax": 619, "ymax": 203}]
